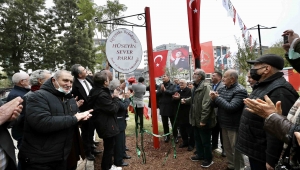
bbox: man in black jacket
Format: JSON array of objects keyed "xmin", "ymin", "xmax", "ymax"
[
  {"xmin": 71, "ymin": 64, "xmax": 100, "ymax": 160},
  {"xmin": 210, "ymin": 69, "xmax": 248, "ymax": 170},
  {"xmin": 235, "ymin": 54, "xmax": 299, "ymax": 170},
  {"xmin": 0, "ymin": 97, "xmax": 23, "ymax": 170},
  {"xmin": 156, "ymin": 74, "xmax": 178, "ymax": 143},
  {"xmin": 88, "ymin": 71, "xmax": 121, "ymax": 170},
  {"xmin": 172, "ymin": 79, "xmax": 194, "ymax": 151},
  {"xmin": 19, "ymin": 70, "xmax": 92, "ymax": 170}
]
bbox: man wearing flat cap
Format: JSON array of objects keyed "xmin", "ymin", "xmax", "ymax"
[{"xmin": 235, "ymin": 54, "xmax": 299, "ymax": 170}]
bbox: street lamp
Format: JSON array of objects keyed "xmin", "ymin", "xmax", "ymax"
[{"xmin": 247, "ymin": 24, "xmax": 276, "ymax": 55}]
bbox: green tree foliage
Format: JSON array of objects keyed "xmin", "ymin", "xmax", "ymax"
[
  {"xmin": 232, "ymin": 36, "xmax": 258, "ymax": 87},
  {"xmin": 264, "ymin": 39, "xmax": 291, "ymax": 67},
  {"xmin": 48, "ymin": 0, "xmax": 96, "ymax": 71},
  {"xmin": 94, "ymin": 0, "xmax": 127, "ymax": 70},
  {"xmin": 0, "ymin": 0, "xmax": 47, "ymax": 76}
]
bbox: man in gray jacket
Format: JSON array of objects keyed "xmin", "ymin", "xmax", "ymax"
[{"xmin": 131, "ymin": 77, "xmax": 146, "ymax": 131}]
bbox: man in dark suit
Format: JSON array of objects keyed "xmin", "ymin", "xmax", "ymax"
[
  {"xmin": 210, "ymin": 71, "xmax": 226, "ymax": 157},
  {"xmin": 156, "ymin": 74, "xmax": 178, "ymax": 143},
  {"xmin": 71, "ymin": 64, "xmax": 101, "ymax": 161},
  {"xmin": 0, "ymin": 97, "xmax": 23, "ymax": 170}
]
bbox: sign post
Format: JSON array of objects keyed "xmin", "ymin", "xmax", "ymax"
[{"xmin": 145, "ymin": 7, "xmax": 159, "ymax": 149}]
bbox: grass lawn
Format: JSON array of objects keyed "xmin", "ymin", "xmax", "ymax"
[{"xmin": 125, "ymin": 111, "xmax": 164, "ymax": 136}]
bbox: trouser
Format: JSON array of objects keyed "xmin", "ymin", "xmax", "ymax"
[
  {"xmin": 114, "ymin": 130, "xmax": 125, "ymax": 165},
  {"xmin": 194, "ymin": 126, "xmax": 213, "ymax": 161},
  {"xmin": 102, "ymin": 136, "xmax": 116, "ymax": 170},
  {"xmin": 21, "ymin": 159, "xmax": 66, "ymax": 170},
  {"xmin": 179, "ymin": 123, "xmax": 195, "ymax": 147},
  {"xmin": 135, "ymin": 107, "xmax": 144, "ymax": 131},
  {"xmin": 211, "ymin": 118, "xmax": 223, "ymax": 149},
  {"xmin": 222, "ymin": 129, "xmax": 245, "ymax": 170},
  {"xmin": 80, "ymin": 119, "xmax": 94, "ymax": 155},
  {"xmin": 161, "ymin": 115, "xmax": 178, "ymax": 137}
]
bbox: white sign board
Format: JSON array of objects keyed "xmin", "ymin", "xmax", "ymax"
[{"xmin": 106, "ymin": 28, "xmax": 142, "ymax": 73}]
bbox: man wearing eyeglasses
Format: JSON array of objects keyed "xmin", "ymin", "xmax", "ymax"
[
  {"xmin": 235, "ymin": 54, "xmax": 299, "ymax": 170},
  {"xmin": 181, "ymin": 69, "xmax": 216, "ymax": 168},
  {"xmin": 71, "ymin": 64, "xmax": 101, "ymax": 161}
]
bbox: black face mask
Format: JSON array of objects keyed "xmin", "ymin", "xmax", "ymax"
[{"xmin": 250, "ymin": 66, "xmax": 266, "ymax": 81}]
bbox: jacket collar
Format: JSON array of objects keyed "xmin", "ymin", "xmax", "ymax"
[
  {"xmin": 253, "ymin": 72, "xmax": 284, "ymax": 89},
  {"xmin": 225, "ymin": 82, "xmax": 238, "ymax": 90},
  {"xmin": 13, "ymin": 85, "xmax": 30, "ymax": 93}
]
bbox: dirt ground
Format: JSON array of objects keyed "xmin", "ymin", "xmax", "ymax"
[{"xmin": 94, "ymin": 134, "xmax": 228, "ymax": 170}]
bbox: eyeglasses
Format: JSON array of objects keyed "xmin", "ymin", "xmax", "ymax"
[
  {"xmin": 193, "ymin": 73, "xmax": 200, "ymax": 76},
  {"xmin": 253, "ymin": 66, "xmax": 268, "ymax": 70}
]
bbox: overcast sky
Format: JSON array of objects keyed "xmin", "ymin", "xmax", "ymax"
[{"xmin": 46, "ymin": 0, "xmax": 300, "ymax": 68}]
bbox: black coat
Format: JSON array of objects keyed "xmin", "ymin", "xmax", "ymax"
[
  {"xmin": 19, "ymin": 78, "xmax": 79, "ymax": 163},
  {"xmin": 213, "ymin": 82, "xmax": 248, "ymax": 130},
  {"xmin": 236, "ymin": 72, "xmax": 299, "ymax": 167},
  {"xmin": 116, "ymin": 98, "xmax": 130, "ymax": 131},
  {"xmin": 71, "ymin": 77, "xmax": 93, "ymax": 112},
  {"xmin": 146, "ymin": 85, "xmax": 159, "ymax": 108},
  {"xmin": 7, "ymin": 85, "xmax": 30, "ymax": 142},
  {"xmin": 0, "ymin": 100, "xmax": 17, "ymax": 170},
  {"xmin": 87, "ymin": 85, "xmax": 120, "ymax": 139},
  {"xmin": 156, "ymin": 81, "xmax": 177, "ymax": 117},
  {"xmin": 173, "ymin": 87, "xmax": 191, "ymax": 124}
]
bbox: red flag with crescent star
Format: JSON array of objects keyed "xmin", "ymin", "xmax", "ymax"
[
  {"xmin": 153, "ymin": 50, "xmax": 168, "ymax": 78},
  {"xmin": 187, "ymin": 0, "xmax": 201, "ymax": 60}
]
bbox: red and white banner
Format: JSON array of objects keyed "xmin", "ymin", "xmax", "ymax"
[
  {"xmin": 187, "ymin": 0, "xmax": 201, "ymax": 60},
  {"xmin": 222, "ymin": 1, "xmax": 252, "ymax": 45},
  {"xmin": 200, "ymin": 41, "xmax": 215, "ymax": 73},
  {"xmin": 153, "ymin": 50, "xmax": 168, "ymax": 78}
]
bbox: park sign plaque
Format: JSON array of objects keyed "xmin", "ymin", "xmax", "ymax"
[{"xmin": 106, "ymin": 28, "xmax": 142, "ymax": 73}]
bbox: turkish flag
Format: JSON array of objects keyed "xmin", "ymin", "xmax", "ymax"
[
  {"xmin": 187, "ymin": 0, "xmax": 201, "ymax": 61},
  {"xmin": 153, "ymin": 50, "xmax": 168, "ymax": 78}
]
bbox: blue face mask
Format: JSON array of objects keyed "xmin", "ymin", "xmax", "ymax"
[
  {"xmin": 55, "ymin": 79, "xmax": 71, "ymax": 95},
  {"xmin": 288, "ymin": 48, "xmax": 300, "ymax": 60}
]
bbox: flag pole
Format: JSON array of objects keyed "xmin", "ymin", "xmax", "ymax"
[{"xmin": 145, "ymin": 7, "xmax": 159, "ymax": 149}]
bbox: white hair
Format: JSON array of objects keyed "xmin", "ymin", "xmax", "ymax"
[
  {"xmin": 179, "ymin": 79, "xmax": 187, "ymax": 84},
  {"xmin": 12, "ymin": 72, "xmax": 29, "ymax": 84},
  {"xmin": 109, "ymin": 79, "xmax": 120, "ymax": 90}
]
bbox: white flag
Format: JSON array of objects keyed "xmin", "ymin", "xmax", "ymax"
[
  {"xmin": 237, "ymin": 14, "xmax": 243, "ymax": 30},
  {"xmin": 227, "ymin": 0, "xmax": 235, "ymax": 18},
  {"xmin": 222, "ymin": 0, "xmax": 229, "ymax": 11}
]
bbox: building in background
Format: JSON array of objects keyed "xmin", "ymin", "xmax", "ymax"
[{"xmin": 213, "ymin": 45, "xmax": 233, "ymax": 71}]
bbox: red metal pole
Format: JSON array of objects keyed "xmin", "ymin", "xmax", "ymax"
[{"xmin": 145, "ymin": 7, "xmax": 159, "ymax": 149}]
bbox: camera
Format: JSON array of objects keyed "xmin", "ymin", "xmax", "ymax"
[{"xmin": 283, "ymin": 35, "xmax": 289, "ymax": 44}]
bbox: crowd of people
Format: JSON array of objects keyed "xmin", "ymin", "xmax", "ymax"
[{"xmin": 1, "ymin": 29, "xmax": 300, "ymax": 170}]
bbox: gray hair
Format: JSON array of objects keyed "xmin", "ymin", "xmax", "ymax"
[
  {"xmin": 195, "ymin": 69, "xmax": 206, "ymax": 80},
  {"xmin": 109, "ymin": 79, "xmax": 120, "ymax": 91},
  {"xmin": 53, "ymin": 70, "xmax": 70, "ymax": 80},
  {"xmin": 30, "ymin": 70, "xmax": 51, "ymax": 86},
  {"xmin": 12, "ymin": 72, "xmax": 29, "ymax": 84}
]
